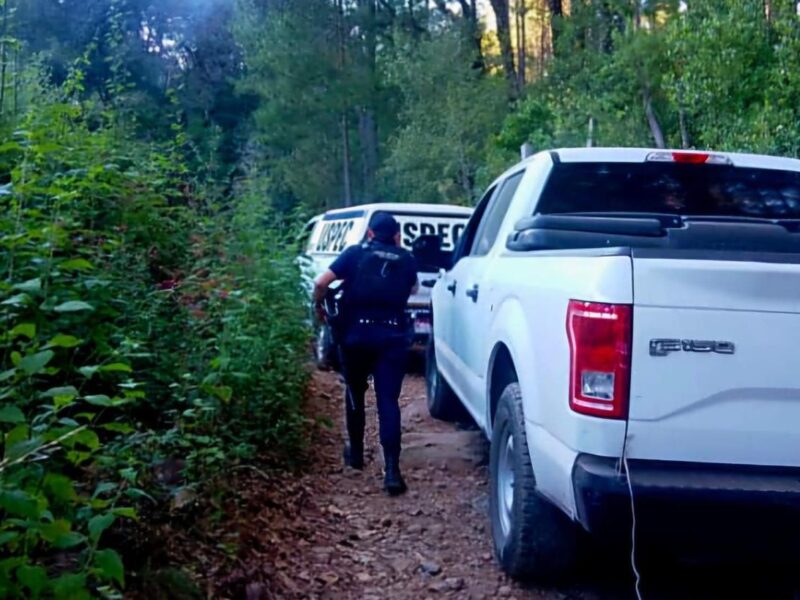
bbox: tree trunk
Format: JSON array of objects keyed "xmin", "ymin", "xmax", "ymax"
[
  {"xmin": 358, "ymin": 0, "xmax": 379, "ymax": 199},
  {"xmin": 341, "ymin": 113, "xmax": 353, "ymax": 206},
  {"xmin": 679, "ymin": 107, "xmax": 691, "ymax": 149},
  {"xmin": 337, "ymin": 0, "xmax": 353, "ymax": 206},
  {"xmin": 13, "ymin": 46, "xmax": 18, "ymax": 118},
  {"xmin": 515, "ymin": 1, "xmax": 522, "ymax": 87},
  {"xmin": 358, "ymin": 109, "xmax": 378, "ymax": 199},
  {"xmin": 548, "ymin": 0, "xmax": 563, "ymax": 52},
  {"xmin": 0, "ymin": 0, "xmax": 9, "ymax": 116},
  {"xmin": 489, "ymin": 0, "xmax": 519, "ymax": 97},
  {"xmin": 459, "ymin": 0, "xmax": 483, "ymax": 66},
  {"xmin": 517, "ymin": 0, "xmax": 527, "ymax": 88},
  {"xmin": 597, "ymin": 0, "xmax": 613, "ymax": 53},
  {"xmin": 678, "ymin": 84, "xmax": 691, "ymax": 150},
  {"xmin": 643, "ymin": 88, "xmax": 666, "ymax": 149},
  {"xmin": 586, "ymin": 116, "xmax": 595, "ymax": 148}
]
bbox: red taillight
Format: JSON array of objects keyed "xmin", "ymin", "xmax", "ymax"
[
  {"xmin": 566, "ymin": 300, "xmax": 632, "ymax": 419},
  {"xmin": 646, "ymin": 151, "xmax": 732, "ymax": 165},
  {"xmin": 672, "ymin": 152, "xmax": 709, "ymax": 164}
]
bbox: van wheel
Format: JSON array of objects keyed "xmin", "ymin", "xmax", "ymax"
[
  {"xmin": 425, "ymin": 339, "xmax": 464, "ymax": 421},
  {"xmin": 489, "ymin": 382, "xmax": 577, "ymax": 581},
  {"xmin": 314, "ymin": 324, "xmax": 339, "ymax": 371}
]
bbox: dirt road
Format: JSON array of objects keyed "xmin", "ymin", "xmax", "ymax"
[{"xmin": 208, "ymin": 371, "xmax": 800, "ymax": 600}]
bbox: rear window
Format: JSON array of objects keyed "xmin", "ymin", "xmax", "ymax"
[{"xmin": 537, "ymin": 162, "xmax": 800, "ymax": 219}]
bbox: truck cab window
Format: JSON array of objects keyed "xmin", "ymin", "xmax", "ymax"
[
  {"xmin": 471, "ymin": 171, "xmax": 524, "ymax": 257},
  {"xmin": 453, "ymin": 184, "xmax": 497, "ymax": 263}
]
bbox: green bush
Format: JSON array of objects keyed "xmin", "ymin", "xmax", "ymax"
[{"xmin": 0, "ymin": 70, "xmax": 310, "ymax": 598}]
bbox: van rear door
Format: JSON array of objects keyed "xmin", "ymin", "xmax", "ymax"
[
  {"xmin": 393, "ymin": 212, "xmax": 469, "ymax": 258},
  {"xmin": 310, "ymin": 210, "xmax": 367, "ymax": 255},
  {"xmin": 390, "ymin": 209, "xmax": 471, "ymax": 342},
  {"xmin": 307, "ymin": 210, "xmax": 367, "ymax": 276}
]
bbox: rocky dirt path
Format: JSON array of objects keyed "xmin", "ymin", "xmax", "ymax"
[
  {"xmin": 198, "ymin": 370, "xmax": 800, "ymax": 600},
  {"xmin": 219, "ymin": 371, "xmax": 619, "ymax": 600}
]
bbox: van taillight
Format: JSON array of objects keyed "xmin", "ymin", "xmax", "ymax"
[{"xmin": 566, "ymin": 300, "xmax": 632, "ymax": 419}]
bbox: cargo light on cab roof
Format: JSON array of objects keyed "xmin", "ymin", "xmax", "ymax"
[{"xmin": 646, "ymin": 151, "xmax": 733, "ymax": 165}]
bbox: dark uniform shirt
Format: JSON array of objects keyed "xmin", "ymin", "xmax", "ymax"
[{"xmin": 330, "ymin": 241, "xmax": 418, "ymax": 342}]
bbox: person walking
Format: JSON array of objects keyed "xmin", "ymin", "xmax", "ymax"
[{"xmin": 313, "ymin": 212, "xmax": 418, "ymax": 496}]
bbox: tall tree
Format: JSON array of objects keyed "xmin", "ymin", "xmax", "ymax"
[
  {"xmin": 546, "ymin": 0, "xmax": 563, "ymax": 54},
  {"xmin": 380, "ymin": 28, "xmax": 506, "ymax": 204},
  {"xmin": 489, "ymin": 0, "xmax": 520, "ymax": 96},
  {"xmin": 515, "ymin": 0, "xmax": 528, "ymax": 88},
  {"xmin": 356, "ymin": 0, "xmax": 379, "ymax": 199}
]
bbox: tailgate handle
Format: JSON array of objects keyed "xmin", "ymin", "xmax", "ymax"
[{"xmin": 466, "ymin": 284, "xmax": 479, "ymax": 302}]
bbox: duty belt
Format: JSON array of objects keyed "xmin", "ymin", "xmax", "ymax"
[{"xmin": 357, "ymin": 318, "xmax": 401, "ymax": 327}]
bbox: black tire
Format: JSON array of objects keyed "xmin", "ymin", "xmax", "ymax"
[
  {"xmin": 489, "ymin": 382, "xmax": 578, "ymax": 581},
  {"xmin": 425, "ymin": 339, "xmax": 465, "ymax": 421},
  {"xmin": 313, "ymin": 324, "xmax": 339, "ymax": 371}
]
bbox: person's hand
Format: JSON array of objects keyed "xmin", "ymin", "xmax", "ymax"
[{"xmin": 315, "ymin": 301, "xmax": 326, "ymax": 323}]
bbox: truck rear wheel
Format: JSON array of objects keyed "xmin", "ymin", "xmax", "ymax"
[
  {"xmin": 425, "ymin": 339, "xmax": 464, "ymax": 421},
  {"xmin": 489, "ymin": 383, "xmax": 578, "ymax": 581}
]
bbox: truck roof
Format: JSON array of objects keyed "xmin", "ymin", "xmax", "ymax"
[
  {"xmin": 321, "ymin": 202, "xmax": 473, "ymax": 218},
  {"xmin": 524, "ymin": 147, "xmax": 800, "ymax": 172}
]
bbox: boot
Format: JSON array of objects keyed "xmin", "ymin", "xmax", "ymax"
[
  {"xmin": 383, "ymin": 455, "xmax": 407, "ymax": 496},
  {"xmin": 343, "ymin": 442, "xmax": 364, "ymax": 470}
]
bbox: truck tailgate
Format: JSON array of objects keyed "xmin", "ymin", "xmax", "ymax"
[{"xmin": 627, "ymin": 256, "xmax": 800, "ymax": 466}]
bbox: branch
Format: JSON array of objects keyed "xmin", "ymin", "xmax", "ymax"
[{"xmin": 0, "ymin": 425, "xmax": 88, "ymax": 473}]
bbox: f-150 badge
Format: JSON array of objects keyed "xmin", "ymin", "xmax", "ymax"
[{"xmin": 649, "ymin": 339, "xmax": 735, "ymax": 357}]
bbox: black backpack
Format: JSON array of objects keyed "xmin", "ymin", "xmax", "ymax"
[{"xmin": 344, "ymin": 243, "xmax": 412, "ymax": 317}]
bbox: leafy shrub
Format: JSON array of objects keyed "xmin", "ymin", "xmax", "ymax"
[{"xmin": 0, "ymin": 70, "xmax": 310, "ymax": 597}]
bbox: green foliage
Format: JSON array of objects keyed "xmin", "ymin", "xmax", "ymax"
[
  {"xmin": 235, "ymin": 0, "xmax": 347, "ymax": 211},
  {"xmin": 380, "ymin": 29, "xmax": 507, "ymax": 205},
  {"xmin": 0, "ymin": 34, "xmax": 310, "ymax": 600},
  {"xmin": 234, "ymin": 0, "xmax": 503, "ymax": 211},
  {"xmin": 0, "ymin": 80, "xmax": 160, "ymax": 598},
  {"xmin": 491, "ymin": 0, "xmax": 800, "ymax": 167}
]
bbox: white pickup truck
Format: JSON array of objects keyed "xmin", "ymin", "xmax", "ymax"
[{"xmin": 427, "ymin": 147, "xmax": 800, "ymax": 580}]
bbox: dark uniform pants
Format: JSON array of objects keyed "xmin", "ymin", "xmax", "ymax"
[{"xmin": 339, "ymin": 339, "xmax": 407, "ymax": 459}]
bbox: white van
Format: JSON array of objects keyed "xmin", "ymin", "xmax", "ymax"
[{"xmin": 299, "ymin": 202, "xmax": 473, "ymax": 369}]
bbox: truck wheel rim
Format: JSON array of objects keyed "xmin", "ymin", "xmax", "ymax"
[{"xmin": 497, "ymin": 426, "xmax": 514, "ymax": 539}]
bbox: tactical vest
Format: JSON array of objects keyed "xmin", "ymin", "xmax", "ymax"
[{"xmin": 343, "ymin": 242, "xmax": 412, "ymax": 323}]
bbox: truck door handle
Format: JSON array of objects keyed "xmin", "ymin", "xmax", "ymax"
[
  {"xmin": 465, "ymin": 284, "xmax": 479, "ymax": 302},
  {"xmin": 446, "ymin": 281, "xmax": 457, "ymax": 296}
]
